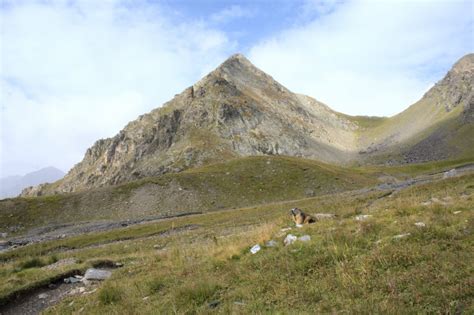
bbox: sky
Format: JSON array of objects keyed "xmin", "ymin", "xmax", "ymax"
[{"xmin": 0, "ymin": 0, "xmax": 473, "ymax": 177}]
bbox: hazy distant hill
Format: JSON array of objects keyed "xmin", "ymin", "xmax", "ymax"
[
  {"xmin": 21, "ymin": 53, "xmax": 473, "ymax": 196},
  {"xmin": 0, "ymin": 167, "xmax": 65, "ymax": 199}
]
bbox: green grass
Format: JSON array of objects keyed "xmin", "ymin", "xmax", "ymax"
[
  {"xmin": 98, "ymin": 284, "xmax": 123, "ymax": 305},
  {"xmin": 3, "ymin": 155, "xmax": 471, "ymax": 237},
  {"xmin": 0, "ymin": 156, "xmax": 379, "ymax": 235},
  {"xmin": 0, "ymin": 172, "xmax": 472, "ymax": 313}
]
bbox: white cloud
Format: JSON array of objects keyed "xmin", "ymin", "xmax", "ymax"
[
  {"xmin": 0, "ymin": 0, "xmax": 234, "ymax": 177},
  {"xmin": 210, "ymin": 5, "xmax": 254, "ymax": 23},
  {"xmin": 249, "ymin": 0, "xmax": 473, "ymax": 117}
]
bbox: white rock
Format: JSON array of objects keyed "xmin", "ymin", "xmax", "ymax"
[
  {"xmin": 355, "ymin": 214, "xmax": 372, "ymax": 221},
  {"xmin": 284, "ymin": 234, "xmax": 297, "ymax": 246},
  {"xmin": 414, "ymin": 222, "xmax": 426, "ymax": 228},
  {"xmin": 280, "ymin": 227, "xmax": 291, "ymax": 232},
  {"xmin": 393, "ymin": 233, "xmax": 411, "ymax": 240},
  {"xmin": 295, "ymin": 224, "xmax": 303, "ymax": 228},
  {"xmin": 265, "ymin": 240, "xmax": 278, "ymax": 247},
  {"xmin": 38, "ymin": 293, "xmax": 48, "ymax": 299},
  {"xmin": 84, "ymin": 268, "xmax": 112, "ymax": 280},
  {"xmin": 298, "ymin": 235, "xmax": 311, "ymax": 242},
  {"xmin": 453, "ymin": 211, "xmax": 462, "ymax": 214},
  {"xmin": 250, "ymin": 244, "xmax": 261, "ymax": 254}
]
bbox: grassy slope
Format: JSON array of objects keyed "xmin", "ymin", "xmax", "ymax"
[
  {"xmin": 0, "ymin": 156, "xmax": 378, "ymax": 235},
  {"xmin": 0, "ymin": 173, "xmax": 472, "ymax": 313},
  {"xmin": 2, "ymin": 156, "xmax": 472, "ymax": 237}
]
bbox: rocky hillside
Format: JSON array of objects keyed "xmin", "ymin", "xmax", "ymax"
[
  {"xmin": 357, "ymin": 53, "xmax": 474, "ymax": 164},
  {"xmin": 21, "ymin": 54, "xmax": 473, "ymax": 196}
]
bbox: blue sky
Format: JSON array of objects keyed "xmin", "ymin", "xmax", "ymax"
[{"xmin": 0, "ymin": 0, "xmax": 473, "ymax": 176}]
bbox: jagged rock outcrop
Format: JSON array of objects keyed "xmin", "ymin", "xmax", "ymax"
[{"xmin": 21, "ymin": 53, "xmax": 474, "ymax": 196}]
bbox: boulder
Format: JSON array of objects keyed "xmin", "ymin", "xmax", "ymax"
[
  {"xmin": 284, "ymin": 234, "xmax": 297, "ymax": 246},
  {"xmin": 250, "ymin": 244, "xmax": 261, "ymax": 254},
  {"xmin": 84, "ymin": 268, "xmax": 112, "ymax": 281}
]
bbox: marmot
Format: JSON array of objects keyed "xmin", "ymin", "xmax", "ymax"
[{"xmin": 290, "ymin": 208, "xmax": 316, "ymax": 225}]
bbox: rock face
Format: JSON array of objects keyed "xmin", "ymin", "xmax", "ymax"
[{"xmin": 21, "ymin": 53, "xmax": 474, "ymax": 196}]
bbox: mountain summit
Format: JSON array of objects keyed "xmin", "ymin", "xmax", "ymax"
[{"xmin": 22, "ymin": 53, "xmax": 473, "ymax": 196}]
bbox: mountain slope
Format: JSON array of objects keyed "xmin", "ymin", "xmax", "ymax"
[
  {"xmin": 0, "ymin": 167, "xmax": 64, "ymax": 199},
  {"xmin": 3, "ymin": 156, "xmax": 378, "ymax": 233},
  {"xmin": 21, "ymin": 53, "xmax": 473, "ymax": 196},
  {"xmin": 22, "ymin": 54, "xmax": 359, "ymax": 195},
  {"xmin": 357, "ymin": 53, "xmax": 474, "ymax": 163}
]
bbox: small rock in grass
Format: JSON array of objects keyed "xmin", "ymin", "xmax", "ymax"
[
  {"xmin": 0, "ymin": 232, "xmax": 7, "ymax": 238},
  {"xmin": 38, "ymin": 293, "xmax": 48, "ymax": 299},
  {"xmin": 453, "ymin": 211, "xmax": 462, "ymax": 214},
  {"xmin": 280, "ymin": 227, "xmax": 291, "ymax": 232},
  {"xmin": 265, "ymin": 240, "xmax": 278, "ymax": 247},
  {"xmin": 443, "ymin": 169, "xmax": 457, "ymax": 178},
  {"xmin": 143, "ymin": 296, "xmax": 149, "ymax": 301},
  {"xmin": 84, "ymin": 268, "xmax": 112, "ymax": 281},
  {"xmin": 234, "ymin": 301, "xmax": 246, "ymax": 306},
  {"xmin": 393, "ymin": 233, "xmax": 411, "ymax": 240},
  {"xmin": 64, "ymin": 277, "xmax": 81, "ymax": 284},
  {"xmin": 298, "ymin": 235, "xmax": 311, "ymax": 242},
  {"xmin": 415, "ymin": 222, "xmax": 426, "ymax": 228},
  {"xmin": 250, "ymin": 244, "xmax": 261, "ymax": 254},
  {"xmin": 355, "ymin": 214, "xmax": 372, "ymax": 221},
  {"xmin": 295, "ymin": 224, "xmax": 303, "ymax": 228},
  {"xmin": 284, "ymin": 234, "xmax": 297, "ymax": 246}
]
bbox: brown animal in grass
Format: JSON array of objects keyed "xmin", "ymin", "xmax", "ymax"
[{"xmin": 290, "ymin": 208, "xmax": 316, "ymax": 225}]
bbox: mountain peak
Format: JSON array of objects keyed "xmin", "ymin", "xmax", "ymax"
[
  {"xmin": 451, "ymin": 53, "xmax": 474, "ymax": 73},
  {"xmin": 194, "ymin": 52, "xmax": 287, "ymax": 95},
  {"xmin": 214, "ymin": 53, "xmax": 255, "ymax": 74}
]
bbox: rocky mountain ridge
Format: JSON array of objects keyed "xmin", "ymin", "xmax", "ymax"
[{"xmin": 21, "ymin": 53, "xmax": 474, "ymax": 196}]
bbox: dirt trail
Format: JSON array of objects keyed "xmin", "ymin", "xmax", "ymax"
[{"xmin": 1, "ymin": 212, "xmax": 202, "ymax": 253}]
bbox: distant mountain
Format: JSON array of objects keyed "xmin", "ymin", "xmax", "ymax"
[
  {"xmin": 21, "ymin": 53, "xmax": 473, "ymax": 196},
  {"xmin": 1, "ymin": 167, "xmax": 65, "ymax": 198}
]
